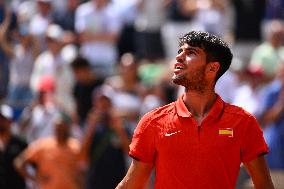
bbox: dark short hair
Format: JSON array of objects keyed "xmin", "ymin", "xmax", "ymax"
[
  {"xmin": 179, "ymin": 31, "xmax": 233, "ymax": 81},
  {"xmin": 70, "ymin": 56, "xmax": 91, "ymax": 70}
]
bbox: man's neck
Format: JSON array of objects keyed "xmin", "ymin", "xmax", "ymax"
[
  {"xmin": 183, "ymin": 90, "xmax": 217, "ymax": 123},
  {"xmin": 56, "ymin": 137, "xmax": 69, "ymax": 146}
]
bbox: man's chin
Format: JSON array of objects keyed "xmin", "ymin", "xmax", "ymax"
[{"xmin": 172, "ymin": 76, "xmax": 186, "ymax": 86}]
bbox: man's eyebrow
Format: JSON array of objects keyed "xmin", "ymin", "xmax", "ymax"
[
  {"xmin": 178, "ymin": 46, "xmax": 200, "ymax": 54},
  {"xmin": 184, "ymin": 47, "xmax": 199, "ymax": 53}
]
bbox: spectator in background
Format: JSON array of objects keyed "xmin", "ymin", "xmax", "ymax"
[
  {"xmin": 0, "ymin": 1, "xmax": 17, "ymax": 100},
  {"xmin": 19, "ymin": 76, "xmax": 81, "ymax": 143},
  {"xmin": 29, "ymin": 0, "xmax": 54, "ymax": 51},
  {"xmin": 134, "ymin": 0, "xmax": 166, "ymax": 60},
  {"xmin": 30, "ymin": 24, "xmax": 75, "ymax": 117},
  {"xmin": 15, "ymin": 111, "xmax": 82, "ymax": 189},
  {"xmin": 249, "ymin": 20, "xmax": 284, "ymax": 83},
  {"xmin": 162, "ymin": 0, "xmax": 202, "ymax": 59},
  {"xmin": 19, "ymin": 76, "xmax": 60, "ymax": 142},
  {"xmin": 215, "ymin": 56, "xmax": 252, "ymax": 104},
  {"xmin": 231, "ymin": 0, "xmax": 266, "ymax": 64},
  {"xmin": 75, "ymin": 0, "xmax": 122, "ymax": 79},
  {"xmin": 5, "ymin": 15, "xmax": 40, "ymax": 121},
  {"xmin": 52, "ymin": 0, "xmax": 80, "ymax": 45},
  {"xmin": 14, "ymin": 0, "xmax": 37, "ymax": 21},
  {"xmin": 52, "ymin": 0, "xmax": 79, "ymax": 31},
  {"xmin": 0, "ymin": 104, "xmax": 27, "ymax": 189},
  {"xmin": 113, "ymin": 0, "xmax": 138, "ymax": 56},
  {"xmin": 232, "ymin": 66, "xmax": 266, "ymax": 116},
  {"xmin": 50, "ymin": 0, "xmax": 67, "ymax": 13},
  {"xmin": 80, "ymin": 86, "xmax": 130, "ymax": 189},
  {"xmin": 258, "ymin": 63, "xmax": 284, "ymax": 170},
  {"xmin": 105, "ymin": 53, "xmax": 143, "ymax": 122},
  {"xmin": 194, "ymin": 0, "xmax": 231, "ymax": 37},
  {"xmin": 232, "ymin": 0, "xmax": 266, "ymax": 42},
  {"xmin": 70, "ymin": 56, "xmax": 104, "ymax": 127},
  {"xmin": 215, "ymin": 68, "xmax": 240, "ymax": 103}
]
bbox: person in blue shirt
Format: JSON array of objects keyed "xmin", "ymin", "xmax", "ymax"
[{"xmin": 259, "ymin": 63, "xmax": 284, "ymax": 169}]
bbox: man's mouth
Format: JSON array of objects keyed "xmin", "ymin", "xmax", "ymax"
[
  {"xmin": 175, "ymin": 66, "xmax": 183, "ymax": 69},
  {"xmin": 174, "ymin": 63, "xmax": 185, "ymax": 73}
]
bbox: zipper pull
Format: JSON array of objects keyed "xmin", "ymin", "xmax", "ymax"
[{"xmin": 198, "ymin": 125, "xmax": 201, "ymax": 141}]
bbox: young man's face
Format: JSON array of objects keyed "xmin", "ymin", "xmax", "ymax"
[
  {"xmin": 73, "ymin": 68, "xmax": 88, "ymax": 82},
  {"xmin": 172, "ymin": 43, "xmax": 208, "ymax": 92}
]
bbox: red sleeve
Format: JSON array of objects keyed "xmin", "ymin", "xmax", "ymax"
[
  {"xmin": 129, "ymin": 112, "xmax": 156, "ymax": 163},
  {"xmin": 240, "ymin": 116, "xmax": 269, "ymax": 163}
]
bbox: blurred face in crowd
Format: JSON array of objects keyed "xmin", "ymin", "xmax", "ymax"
[
  {"xmin": 267, "ymin": 21, "xmax": 284, "ymax": 47},
  {"xmin": 46, "ymin": 37, "xmax": 63, "ymax": 54},
  {"xmin": 68, "ymin": 0, "xmax": 80, "ymax": 10},
  {"xmin": 37, "ymin": 78, "xmax": 55, "ymax": 106},
  {"xmin": 92, "ymin": 0, "xmax": 109, "ymax": 8},
  {"xmin": 271, "ymin": 30, "xmax": 284, "ymax": 47},
  {"xmin": 37, "ymin": 91, "xmax": 48, "ymax": 105},
  {"xmin": 119, "ymin": 53, "xmax": 138, "ymax": 80},
  {"xmin": 73, "ymin": 67, "xmax": 89, "ymax": 83},
  {"xmin": 37, "ymin": 1, "xmax": 52, "ymax": 16}
]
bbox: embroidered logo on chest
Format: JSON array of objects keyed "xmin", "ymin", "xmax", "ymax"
[{"xmin": 164, "ymin": 130, "xmax": 181, "ymax": 137}]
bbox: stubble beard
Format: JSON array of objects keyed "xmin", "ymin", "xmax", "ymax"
[{"xmin": 172, "ymin": 67, "xmax": 207, "ymax": 93}]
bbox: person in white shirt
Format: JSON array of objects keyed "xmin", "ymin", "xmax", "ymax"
[
  {"xmin": 75, "ymin": 0, "xmax": 122, "ymax": 78},
  {"xmin": 30, "ymin": 24, "xmax": 75, "ymax": 116}
]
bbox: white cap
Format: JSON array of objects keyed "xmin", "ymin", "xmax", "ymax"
[
  {"xmin": 0, "ymin": 104, "xmax": 13, "ymax": 120},
  {"xmin": 17, "ymin": 1, "xmax": 37, "ymax": 22},
  {"xmin": 46, "ymin": 24, "xmax": 64, "ymax": 42},
  {"xmin": 61, "ymin": 44, "xmax": 78, "ymax": 64}
]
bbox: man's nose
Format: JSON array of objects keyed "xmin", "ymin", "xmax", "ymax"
[{"xmin": 176, "ymin": 51, "xmax": 184, "ymax": 62}]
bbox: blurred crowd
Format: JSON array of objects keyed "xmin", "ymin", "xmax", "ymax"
[{"xmin": 0, "ymin": 0, "xmax": 284, "ymax": 188}]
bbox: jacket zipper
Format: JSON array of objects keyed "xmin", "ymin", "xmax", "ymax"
[{"xmin": 198, "ymin": 125, "xmax": 201, "ymax": 141}]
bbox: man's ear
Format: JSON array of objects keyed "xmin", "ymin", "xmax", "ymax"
[{"xmin": 207, "ymin": 62, "xmax": 220, "ymax": 74}]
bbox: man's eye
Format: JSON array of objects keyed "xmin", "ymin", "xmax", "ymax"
[
  {"xmin": 187, "ymin": 51, "xmax": 195, "ymax": 55},
  {"xmin": 178, "ymin": 49, "xmax": 183, "ymax": 54}
]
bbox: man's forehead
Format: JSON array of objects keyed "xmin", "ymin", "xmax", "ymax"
[
  {"xmin": 180, "ymin": 44, "xmax": 201, "ymax": 50},
  {"xmin": 179, "ymin": 44, "xmax": 204, "ymax": 53}
]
